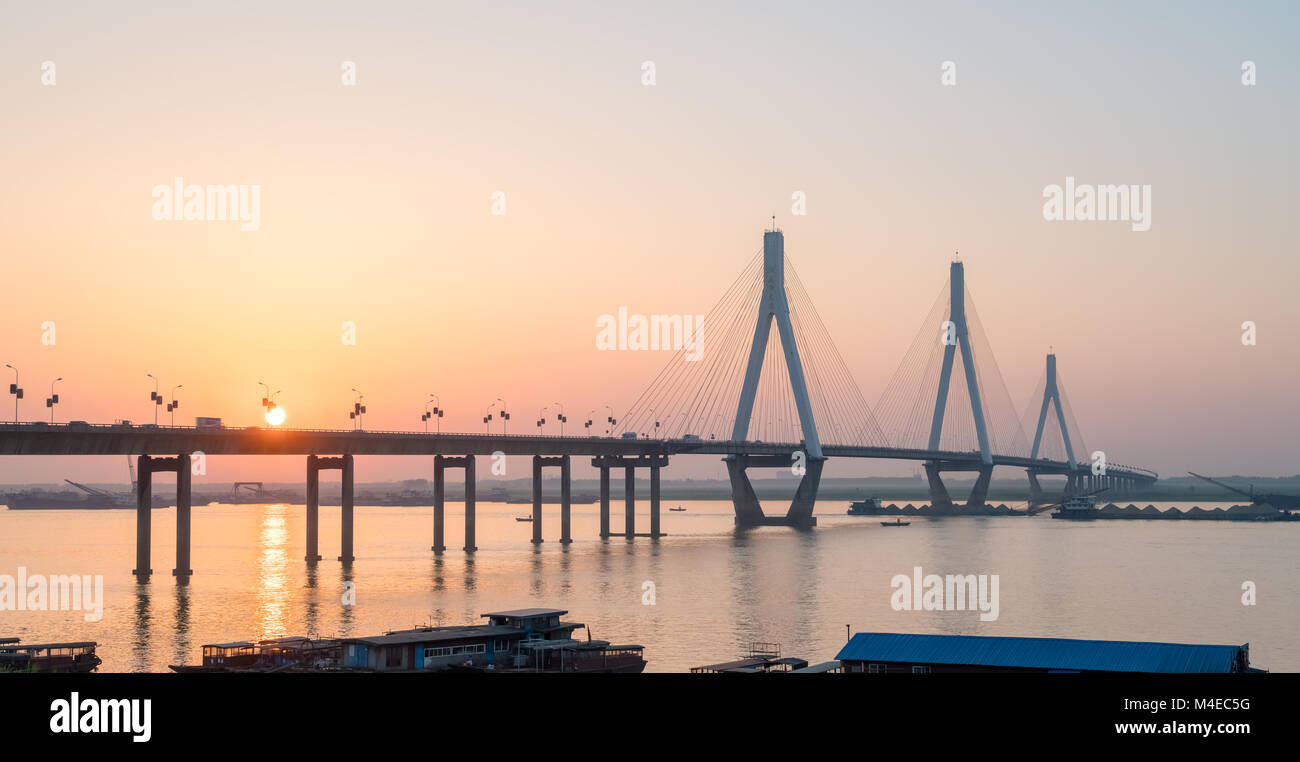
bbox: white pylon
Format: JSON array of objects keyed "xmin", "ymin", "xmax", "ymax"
[
  {"xmin": 1029, "ymin": 353, "xmax": 1077, "ymax": 469},
  {"xmin": 730, "ymin": 228, "xmax": 823, "ymax": 459},
  {"xmin": 927, "ymin": 261, "xmax": 992, "ymax": 465}
]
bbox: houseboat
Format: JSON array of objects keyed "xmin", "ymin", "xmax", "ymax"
[
  {"xmin": 0, "ymin": 639, "xmax": 101, "ymax": 672},
  {"xmin": 169, "ymin": 636, "xmax": 342, "ymax": 673},
  {"xmin": 340, "ymin": 608, "xmax": 646, "ymax": 673}
]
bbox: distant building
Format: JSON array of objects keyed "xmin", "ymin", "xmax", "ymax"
[{"xmin": 835, "ymin": 633, "xmax": 1257, "ymax": 674}]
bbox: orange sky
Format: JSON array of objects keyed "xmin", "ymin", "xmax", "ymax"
[{"xmin": 1, "ymin": 2, "xmax": 1296, "ymax": 483}]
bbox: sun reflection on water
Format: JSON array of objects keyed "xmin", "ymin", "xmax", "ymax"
[{"xmin": 254, "ymin": 504, "xmax": 291, "ymax": 640}]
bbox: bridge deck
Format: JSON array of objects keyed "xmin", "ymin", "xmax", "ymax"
[{"xmin": 0, "ymin": 423, "xmax": 1157, "ymax": 482}]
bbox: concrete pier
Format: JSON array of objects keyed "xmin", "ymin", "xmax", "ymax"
[
  {"xmin": 650, "ymin": 463, "xmax": 661, "ymax": 539},
  {"xmin": 432, "ymin": 456, "xmax": 445, "ymax": 552},
  {"xmin": 560, "ymin": 454, "xmax": 572, "ymax": 544},
  {"xmin": 305, "ymin": 456, "xmax": 323, "ymax": 562},
  {"xmin": 624, "ymin": 465, "xmax": 635, "ymax": 538},
  {"xmin": 133, "ymin": 455, "xmax": 153, "ymax": 578},
  {"xmin": 593, "ymin": 454, "xmax": 670, "ymax": 539},
  {"xmin": 598, "ymin": 464, "xmax": 610, "ymax": 538},
  {"xmin": 530, "ymin": 455, "xmax": 572, "ymax": 544},
  {"xmin": 531, "ymin": 455, "xmax": 544, "ymax": 544},
  {"xmin": 432, "ymin": 455, "xmax": 476, "ymax": 552},
  {"xmin": 338, "ymin": 454, "xmax": 354, "ymax": 563},
  {"xmin": 174, "ymin": 456, "xmax": 192, "ymax": 577},
  {"xmin": 463, "ymin": 455, "xmax": 476, "ymax": 552},
  {"xmin": 133, "ymin": 453, "xmax": 192, "ymax": 580},
  {"xmin": 924, "ymin": 461, "xmax": 995, "ymax": 513},
  {"xmin": 306, "ymin": 454, "xmax": 353, "ymax": 563}
]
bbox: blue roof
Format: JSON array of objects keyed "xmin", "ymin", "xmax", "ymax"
[{"xmin": 834, "ymin": 633, "xmax": 1246, "ymax": 673}]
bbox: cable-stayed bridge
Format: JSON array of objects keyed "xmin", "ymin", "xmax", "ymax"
[{"xmin": 0, "ymin": 227, "xmax": 1157, "ymax": 579}]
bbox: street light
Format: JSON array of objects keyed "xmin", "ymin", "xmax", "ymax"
[
  {"xmin": 584, "ymin": 409, "xmax": 596, "ymax": 435},
  {"xmin": 429, "ymin": 394, "xmax": 444, "ymax": 433},
  {"xmin": 167, "ymin": 384, "xmax": 183, "ymax": 426},
  {"xmin": 483, "ymin": 400, "xmax": 498, "ymax": 434},
  {"xmin": 604, "ymin": 405, "xmax": 616, "ymax": 437},
  {"xmin": 5, "ymin": 364, "xmax": 21, "ymax": 423},
  {"xmin": 497, "ymin": 397, "xmax": 510, "ymax": 435},
  {"xmin": 46, "ymin": 377, "xmax": 62, "ymax": 423},
  {"xmin": 536, "ymin": 405, "xmax": 548, "ymax": 434},
  {"xmin": 147, "ymin": 373, "xmax": 162, "ymax": 425},
  {"xmin": 350, "ymin": 388, "xmax": 365, "ymax": 430},
  {"xmin": 552, "ymin": 402, "xmax": 566, "ymax": 436},
  {"xmin": 423, "ymin": 393, "xmax": 444, "ymax": 433}
]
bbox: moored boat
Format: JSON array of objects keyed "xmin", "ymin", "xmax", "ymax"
[{"xmin": 0, "ymin": 640, "xmax": 101, "ymax": 672}]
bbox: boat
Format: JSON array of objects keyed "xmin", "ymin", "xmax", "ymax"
[
  {"xmin": 880, "ymin": 518, "xmax": 909, "ymax": 527},
  {"xmin": 1051, "ymin": 494, "xmax": 1100, "ymax": 520},
  {"xmin": 669, "ymin": 506, "xmax": 686, "ymax": 512},
  {"xmin": 515, "ymin": 516, "xmax": 533, "ymax": 522},
  {"xmin": 691, "ymin": 642, "xmax": 825, "ymax": 673},
  {"xmin": 0, "ymin": 639, "xmax": 102, "ymax": 672},
  {"xmin": 170, "ymin": 609, "xmax": 646, "ymax": 673},
  {"xmin": 847, "ymin": 498, "xmax": 883, "ymax": 515},
  {"xmin": 169, "ymin": 636, "xmax": 342, "ymax": 673}
]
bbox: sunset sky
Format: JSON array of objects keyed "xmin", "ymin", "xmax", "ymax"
[{"xmin": 1, "ymin": 1, "xmax": 1296, "ymax": 483}]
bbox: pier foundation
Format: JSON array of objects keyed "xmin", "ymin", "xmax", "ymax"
[
  {"xmin": 727, "ymin": 453, "xmax": 822, "ymax": 528},
  {"xmin": 598, "ymin": 464, "xmax": 610, "ymax": 538},
  {"xmin": 530, "ymin": 455, "xmax": 572, "ymax": 544},
  {"xmin": 592, "ymin": 454, "xmax": 668, "ymax": 539},
  {"xmin": 133, "ymin": 454, "xmax": 192, "ymax": 580},
  {"xmin": 433, "ymin": 455, "xmax": 476, "ymax": 552},
  {"xmin": 339, "ymin": 454, "xmax": 354, "ymax": 563},
  {"xmin": 305, "ymin": 454, "xmax": 354, "ymax": 563},
  {"xmin": 923, "ymin": 461, "xmax": 994, "ymax": 513}
]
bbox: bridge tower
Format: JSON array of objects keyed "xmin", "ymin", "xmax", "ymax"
[
  {"xmin": 727, "ymin": 227, "xmax": 824, "ymax": 528},
  {"xmin": 1026, "ymin": 352, "xmax": 1082, "ymax": 507},
  {"xmin": 924, "ymin": 261, "xmax": 995, "ymax": 511}
]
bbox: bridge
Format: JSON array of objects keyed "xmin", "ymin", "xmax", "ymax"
[{"xmin": 0, "ymin": 227, "xmax": 1156, "ymax": 579}]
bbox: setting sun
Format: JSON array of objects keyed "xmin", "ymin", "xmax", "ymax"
[{"xmin": 265, "ymin": 407, "xmax": 286, "ymax": 426}]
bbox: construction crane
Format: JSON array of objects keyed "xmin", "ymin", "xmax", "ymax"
[{"xmin": 1187, "ymin": 472, "xmax": 1300, "ymax": 511}]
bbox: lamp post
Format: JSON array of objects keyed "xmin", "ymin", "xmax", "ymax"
[
  {"xmin": 604, "ymin": 405, "xmax": 616, "ymax": 437},
  {"xmin": 423, "ymin": 394, "xmax": 444, "ymax": 433},
  {"xmin": 147, "ymin": 373, "xmax": 161, "ymax": 425},
  {"xmin": 4, "ymin": 364, "xmax": 21, "ymax": 423},
  {"xmin": 584, "ymin": 409, "xmax": 596, "ymax": 435},
  {"xmin": 167, "ymin": 384, "xmax": 183, "ymax": 426},
  {"xmin": 350, "ymin": 389, "xmax": 365, "ymax": 430},
  {"xmin": 536, "ymin": 405, "xmax": 548, "ymax": 434},
  {"xmin": 46, "ymin": 377, "xmax": 62, "ymax": 423},
  {"xmin": 552, "ymin": 402, "xmax": 566, "ymax": 436},
  {"xmin": 483, "ymin": 400, "xmax": 498, "ymax": 434},
  {"xmin": 497, "ymin": 398, "xmax": 509, "ymax": 435}
]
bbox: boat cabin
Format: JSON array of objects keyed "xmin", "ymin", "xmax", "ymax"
[
  {"xmin": 0, "ymin": 641, "xmax": 101, "ymax": 672},
  {"xmin": 200, "ymin": 642, "xmax": 259, "ymax": 668},
  {"xmin": 340, "ymin": 608, "xmax": 586, "ymax": 671}
]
